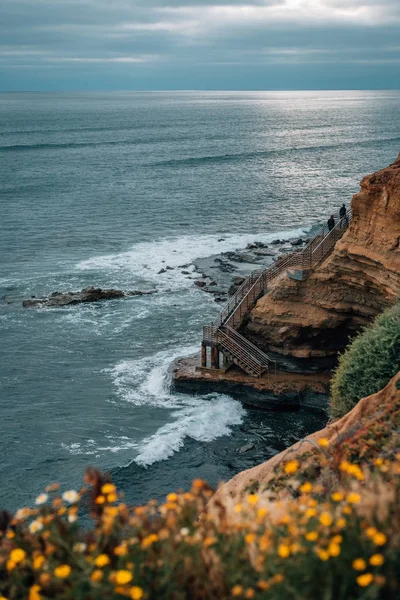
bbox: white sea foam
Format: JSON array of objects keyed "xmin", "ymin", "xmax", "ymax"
[
  {"xmin": 76, "ymin": 229, "xmax": 308, "ymax": 291},
  {"xmin": 107, "ymin": 344, "xmax": 245, "ymax": 466}
]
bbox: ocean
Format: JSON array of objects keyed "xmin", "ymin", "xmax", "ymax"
[{"xmin": 1, "ymin": 90, "xmax": 399, "ymax": 512}]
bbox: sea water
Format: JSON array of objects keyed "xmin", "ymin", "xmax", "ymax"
[{"xmin": 1, "ymin": 90, "xmax": 399, "ymax": 511}]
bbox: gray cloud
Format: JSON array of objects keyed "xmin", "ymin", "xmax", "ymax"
[{"xmin": 0, "ymin": 0, "xmax": 399, "ymax": 89}]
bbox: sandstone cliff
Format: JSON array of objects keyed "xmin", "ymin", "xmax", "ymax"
[
  {"xmin": 209, "ymin": 371, "xmax": 400, "ymax": 511},
  {"xmin": 244, "ymin": 155, "xmax": 400, "ymax": 364}
]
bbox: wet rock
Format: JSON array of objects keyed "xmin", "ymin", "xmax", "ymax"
[
  {"xmin": 218, "ymin": 238, "xmax": 225, "ymax": 242},
  {"xmin": 254, "ymin": 248, "xmax": 275, "ymax": 256},
  {"xmin": 166, "ymin": 266, "xmax": 174, "ymax": 270},
  {"xmin": 271, "ymin": 239, "xmax": 281, "ymax": 245},
  {"xmin": 233, "ymin": 276, "xmax": 246, "ymax": 286},
  {"xmin": 290, "ymin": 238, "xmax": 304, "ymax": 246},
  {"xmin": 194, "ymin": 280, "xmax": 207, "ymax": 288},
  {"xmin": 23, "ymin": 287, "xmax": 157, "ymax": 308},
  {"xmin": 181, "ymin": 271, "xmax": 190, "ymax": 275},
  {"xmin": 158, "ymin": 268, "xmax": 167, "ymax": 274},
  {"xmin": 238, "ymin": 444, "xmax": 255, "ymax": 454},
  {"xmin": 214, "ymin": 296, "xmax": 226, "ymax": 303}
]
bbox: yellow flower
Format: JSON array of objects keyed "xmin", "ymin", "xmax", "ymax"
[
  {"xmin": 284, "ymin": 460, "xmax": 299, "ymax": 474},
  {"xmin": 366, "ymin": 527, "xmax": 377, "ymax": 538},
  {"xmin": 343, "ymin": 506, "xmax": 352, "ymax": 515},
  {"xmin": 29, "ymin": 585, "xmax": 41, "ymax": 600},
  {"xmin": 102, "ymin": 483, "xmax": 116, "ymax": 495},
  {"xmin": 318, "ymin": 438, "xmax": 329, "ymax": 447},
  {"xmin": 305, "ymin": 508, "xmax": 317, "ymax": 518},
  {"xmin": 141, "ymin": 534, "xmax": 159, "ymax": 549},
  {"xmin": 247, "ymin": 494, "xmax": 259, "ymax": 505},
  {"xmin": 257, "ymin": 580, "xmax": 270, "ymax": 591},
  {"xmin": 319, "ymin": 512, "xmax": 333, "ymax": 527},
  {"xmin": 300, "ymin": 482, "xmax": 312, "ymax": 494},
  {"xmin": 372, "ymin": 532, "xmax": 387, "ymax": 546},
  {"xmin": 245, "ymin": 533, "xmax": 255, "ymax": 544},
  {"xmin": 54, "ymin": 565, "xmax": 71, "ymax": 579},
  {"xmin": 204, "ymin": 537, "xmax": 216, "ymax": 548},
  {"xmin": 95, "ymin": 495, "xmax": 105, "ymax": 505},
  {"xmin": 356, "ymin": 573, "xmax": 374, "ymax": 587},
  {"xmin": 6, "ymin": 560, "xmax": 16, "ymax": 571},
  {"xmin": 278, "ymin": 544, "xmax": 290, "ymax": 558},
  {"xmin": 115, "ymin": 570, "xmax": 133, "ymax": 585},
  {"xmin": 91, "ymin": 570, "xmax": 104, "ymax": 582},
  {"xmin": 374, "ymin": 458, "xmax": 383, "ymax": 466},
  {"xmin": 331, "ymin": 492, "xmax": 344, "ymax": 502},
  {"xmin": 130, "ymin": 586, "xmax": 144, "ymax": 599},
  {"xmin": 305, "ymin": 531, "xmax": 318, "ymax": 542},
  {"xmin": 95, "ymin": 554, "xmax": 110, "ymax": 568},
  {"xmin": 336, "ymin": 518, "xmax": 346, "ymax": 529},
  {"xmin": 35, "ymin": 493, "xmax": 48, "ymax": 505},
  {"xmin": 331, "ymin": 535, "xmax": 342, "ymax": 544},
  {"xmin": 33, "ymin": 555, "xmax": 46, "ymax": 570},
  {"xmin": 257, "ymin": 507, "xmax": 268, "ymax": 519},
  {"xmin": 235, "ymin": 504, "xmax": 243, "ymax": 514},
  {"xmin": 316, "ymin": 549, "xmax": 330, "ymax": 561},
  {"xmin": 10, "ymin": 548, "xmax": 26, "ymax": 564},
  {"xmin": 347, "ymin": 493, "xmax": 361, "ymax": 504},
  {"xmin": 328, "ymin": 543, "xmax": 341, "ymax": 557},
  {"xmin": 232, "ymin": 585, "xmax": 244, "ymax": 596},
  {"xmin": 352, "ymin": 558, "xmax": 367, "ymax": 571},
  {"xmin": 167, "ymin": 493, "xmax": 178, "ymax": 502},
  {"xmin": 114, "ymin": 544, "xmax": 128, "ymax": 556},
  {"xmin": 369, "ymin": 554, "xmax": 384, "ymax": 566},
  {"xmin": 245, "ymin": 589, "xmax": 255, "ymax": 599}
]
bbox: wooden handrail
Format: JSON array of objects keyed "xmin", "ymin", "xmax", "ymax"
[{"xmin": 203, "ymin": 209, "xmax": 352, "ymax": 376}]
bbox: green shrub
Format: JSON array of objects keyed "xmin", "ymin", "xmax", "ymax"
[{"xmin": 330, "ymin": 303, "xmax": 400, "ymax": 419}]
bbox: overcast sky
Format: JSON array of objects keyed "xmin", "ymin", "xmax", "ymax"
[{"xmin": 1, "ymin": 0, "xmax": 400, "ymax": 91}]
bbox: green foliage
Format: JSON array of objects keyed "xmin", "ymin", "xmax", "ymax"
[{"xmin": 330, "ymin": 303, "xmax": 400, "ymax": 419}]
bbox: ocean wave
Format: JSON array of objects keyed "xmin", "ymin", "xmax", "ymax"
[
  {"xmin": 149, "ymin": 136, "xmax": 400, "ymax": 168},
  {"xmin": 76, "ymin": 229, "xmax": 309, "ymax": 291},
  {"xmin": 106, "ymin": 344, "xmax": 245, "ymax": 466}
]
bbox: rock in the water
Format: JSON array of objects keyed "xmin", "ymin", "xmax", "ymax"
[
  {"xmin": 233, "ymin": 276, "xmax": 246, "ymax": 286},
  {"xmin": 158, "ymin": 268, "xmax": 167, "ymax": 274},
  {"xmin": 271, "ymin": 239, "xmax": 281, "ymax": 245},
  {"xmin": 290, "ymin": 238, "xmax": 304, "ymax": 246},
  {"xmin": 166, "ymin": 266, "xmax": 174, "ymax": 270},
  {"xmin": 23, "ymin": 287, "xmax": 157, "ymax": 308},
  {"xmin": 238, "ymin": 444, "xmax": 255, "ymax": 454},
  {"xmin": 194, "ymin": 280, "xmax": 207, "ymax": 288},
  {"xmin": 181, "ymin": 271, "xmax": 190, "ymax": 275},
  {"xmin": 254, "ymin": 248, "xmax": 275, "ymax": 256}
]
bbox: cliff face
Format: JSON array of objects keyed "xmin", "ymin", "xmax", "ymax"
[{"xmin": 244, "ymin": 155, "xmax": 400, "ymax": 362}]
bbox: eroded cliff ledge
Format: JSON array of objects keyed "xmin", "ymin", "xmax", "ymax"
[{"xmin": 242, "ymin": 154, "xmax": 400, "ymax": 367}]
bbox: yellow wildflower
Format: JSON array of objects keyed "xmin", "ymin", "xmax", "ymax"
[
  {"xmin": 204, "ymin": 537, "xmax": 216, "ymax": 548},
  {"xmin": 166, "ymin": 493, "xmax": 178, "ymax": 502},
  {"xmin": 54, "ymin": 565, "xmax": 71, "ymax": 579},
  {"xmin": 10, "ymin": 548, "xmax": 26, "ymax": 564},
  {"xmin": 316, "ymin": 549, "xmax": 330, "ymax": 561},
  {"xmin": 356, "ymin": 573, "xmax": 374, "ymax": 587},
  {"xmin": 273, "ymin": 574, "xmax": 284, "ymax": 584},
  {"xmin": 374, "ymin": 458, "xmax": 383, "ymax": 466},
  {"xmin": 245, "ymin": 533, "xmax": 255, "ymax": 544},
  {"xmin": 95, "ymin": 495, "xmax": 105, "ymax": 505},
  {"xmin": 278, "ymin": 544, "xmax": 290, "ymax": 558},
  {"xmin": 336, "ymin": 518, "xmax": 346, "ymax": 529},
  {"xmin": 300, "ymin": 482, "xmax": 312, "ymax": 493},
  {"xmin": 343, "ymin": 506, "xmax": 352, "ymax": 515},
  {"xmin": 235, "ymin": 504, "xmax": 243, "ymax": 514},
  {"xmin": 29, "ymin": 585, "xmax": 41, "ymax": 600},
  {"xmin": 6, "ymin": 560, "xmax": 16, "ymax": 571},
  {"xmin": 331, "ymin": 535, "xmax": 342, "ymax": 544},
  {"xmin": 257, "ymin": 580, "xmax": 270, "ymax": 591},
  {"xmin": 107, "ymin": 493, "xmax": 117, "ymax": 503},
  {"xmin": 372, "ymin": 532, "xmax": 387, "ymax": 546},
  {"xmin": 284, "ymin": 460, "xmax": 299, "ymax": 474},
  {"xmin": 91, "ymin": 570, "xmax": 103, "ymax": 582},
  {"xmin": 101, "ymin": 483, "xmax": 116, "ymax": 495},
  {"xmin": 33, "ymin": 555, "xmax": 46, "ymax": 570},
  {"xmin": 352, "ymin": 558, "xmax": 367, "ymax": 571},
  {"xmin": 232, "ymin": 585, "xmax": 244, "ymax": 596},
  {"xmin": 369, "ymin": 554, "xmax": 384, "ymax": 566},
  {"xmin": 366, "ymin": 527, "xmax": 377, "ymax": 538},
  {"xmin": 331, "ymin": 492, "xmax": 344, "ymax": 502},
  {"xmin": 257, "ymin": 507, "xmax": 268, "ymax": 519},
  {"xmin": 130, "ymin": 586, "xmax": 144, "ymax": 599},
  {"xmin": 95, "ymin": 554, "xmax": 110, "ymax": 568},
  {"xmin": 328, "ymin": 543, "xmax": 341, "ymax": 557},
  {"xmin": 245, "ymin": 589, "xmax": 255, "ymax": 599},
  {"xmin": 347, "ymin": 493, "xmax": 361, "ymax": 504},
  {"xmin": 115, "ymin": 570, "xmax": 133, "ymax": 585},
  {"xmin": 141, "ymin": 534, "xmax": 159, "ymax": 549},
  {"xmin": 318, "ymin": 438, "xmax": 329, "ymax": 447},
  {"xmin": 319, "ymin": 512, "xmax": 333, "ymax": 527},
  {"xmin": 114, "ymin": 544, "xmax": 128, "ymax": 556},
  {"xmin": 305, "ymin": 531, "xmax": 318, "ymax": 542},
  {"xmin": 305, "ymin": 508, "xmax": 317, "ymax": 518},
  {"xmin": 247, "ymin": 494, "xmax": 259, "ymax": 505}
]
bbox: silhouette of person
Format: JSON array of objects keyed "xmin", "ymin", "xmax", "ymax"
[{"xmin": 328, "ymin": 215, "xmax": 335, "ymax": 231}]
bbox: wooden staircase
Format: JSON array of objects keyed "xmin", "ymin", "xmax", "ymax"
[{"xmin": 202, "ymin": 210, "xmax": 352, "ymax": 377}]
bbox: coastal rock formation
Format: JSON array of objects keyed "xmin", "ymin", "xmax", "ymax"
[
  {"xmin": 23, "ymin": 287, "xmax": 157, "ymax": 308},
  {"xmin": 209, "ymin": 371, "xmax": 400, "ymax": 509},
  {"xmin": 243, "ymin": 155, "xmax": 400, "ymax": 364}
]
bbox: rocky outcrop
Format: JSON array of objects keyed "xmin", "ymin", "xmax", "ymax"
[
  {"xmin": 209, "ymin": 371, "xmax": 400, "ymax": 508},
  {"xmin": 23, "ymin": 287, "xmax": 157, "ymax": 308},
  {"xmin": 243, "ymin": 155, "xmax": 400, "ymax": 365}
]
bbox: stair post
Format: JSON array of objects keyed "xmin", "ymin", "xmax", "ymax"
[{"xmin": 201, "ymin": 342, "xmax": 207, "ymax": 368}]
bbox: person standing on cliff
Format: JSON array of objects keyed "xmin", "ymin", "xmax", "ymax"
[
  {"xmin": 339, "ymin": 203, "xmax": 348, "ymax": 226},
  {"xmin": 328, "ymin": 215, "xmax": 335, "ymax": 231}
]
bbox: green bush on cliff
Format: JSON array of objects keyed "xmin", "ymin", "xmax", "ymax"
[{"xmin": 330, "ymin": 303, "xmax": 400, "ymax": 419}]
